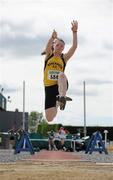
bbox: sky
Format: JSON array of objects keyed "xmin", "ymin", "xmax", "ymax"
[{"xmin": 0, "ymin": 0, "xmax": 113, "ymax": 126}]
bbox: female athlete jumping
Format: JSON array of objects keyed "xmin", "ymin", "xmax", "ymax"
[{"xmin": 42, "ymin": 20, "xmax": 78, "ymax": 122}]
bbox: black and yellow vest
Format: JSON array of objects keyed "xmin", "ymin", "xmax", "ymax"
[{"xmin": 44, "ymin": 54, "xmax": 66, "ymax": 86}]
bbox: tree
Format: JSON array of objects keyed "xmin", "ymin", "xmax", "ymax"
[
  {"xmin": 37, "ymin": 120, "xmax": 49, "ymax": 136},
  {"xmin": 38, "ymin": 122, "xmax": 60, "ymax": 136},
  {"xmin": 28, "ymin": 111, "xmax": 61, "ymax": 135},
  {"xmin": 28, "ymin": 111, "xmax": 45, "ymax": 132}
]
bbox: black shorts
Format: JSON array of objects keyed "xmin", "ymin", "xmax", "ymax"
[
  {"xmin": 45, "ymin": 82, "xmax": 69, "ymax": 110},
  {"xmin": 45, "ymin": 84, "xmax": 59, "ymax": 109}
]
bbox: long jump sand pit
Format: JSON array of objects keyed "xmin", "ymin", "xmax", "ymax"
[{"xmin": 0, "ymin": 150, "xmax": 113, "ymax": 180}]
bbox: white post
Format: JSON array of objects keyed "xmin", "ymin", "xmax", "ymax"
[
  {"xmin": 22, "ymin": 81, "xmax": 25, "ymax": 131},
  {"xmin": 104, "ymin": 130, "xmax": 108, "ymax": 148},
  {"xmin": 83, "ymin": 81, "xmax": 87, "ymax": 137}
]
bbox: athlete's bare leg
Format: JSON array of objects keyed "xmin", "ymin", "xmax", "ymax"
[
  {"xmin": 57, "ymin": 72, "xmax": 68, "ymax": 110},
  {"xmin": 58, "ymin": 72, "xmax": 67, "ymax": 97},
  {"xmin": 45, "ymin": 107, "xmax": 58, "ymax": 122}
]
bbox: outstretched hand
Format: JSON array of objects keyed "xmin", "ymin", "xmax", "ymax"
[
  {"xmin": 71, "ymin": 20, "xmax": 78, "ymax": 32},
  {"xmin": 52, "ymin": 29, "xmax": 57, "ymax": 39}
]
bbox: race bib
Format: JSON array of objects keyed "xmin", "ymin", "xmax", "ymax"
[{"xmin": 48, "ymin": 70, "xmax": 60, "ymax": 80}]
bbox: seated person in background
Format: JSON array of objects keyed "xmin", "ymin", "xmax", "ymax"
[
  {"xmin": 54, "ymin": 130, "xmax": 61, "ymax": 150},
  {"xmin": 48, "ymin": 130, "xmax": 57, "ymax": 150},
  {"xmin": 59, "ymin": 126, "xmax": 67, "ymax": 151}
]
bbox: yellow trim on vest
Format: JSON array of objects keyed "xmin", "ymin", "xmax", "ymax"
[{"xmin": 44, "ymin": 56, "xmax": 65, "ymax": 86}]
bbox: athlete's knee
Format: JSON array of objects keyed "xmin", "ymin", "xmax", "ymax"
[
  {"xmin": 45, "ymin": 110, "xmax": 57, "ymax": 122},
  {"xmin": 46, "ymin": 114, "xmax": 54, "ymax": 122},
  {"xmin": 58, "ymin": 72, "xmax": 66, "ymax": 79}
]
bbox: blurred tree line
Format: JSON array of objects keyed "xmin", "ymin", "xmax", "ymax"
[
  {"xmin": 28, "ymin": 111, "xmax": 61, "ymax": 136},
  {"xmin": 28, "ymin": 111, "xmax": 113, "ymax": 140}
]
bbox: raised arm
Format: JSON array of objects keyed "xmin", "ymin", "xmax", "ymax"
[
  {"xmin": 44, "ymin": 30, "xmax": 57, "ymax": 56},
  {"xmin": 64, "ymin": 20, "xmax": 78, "ymax": 62}
]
